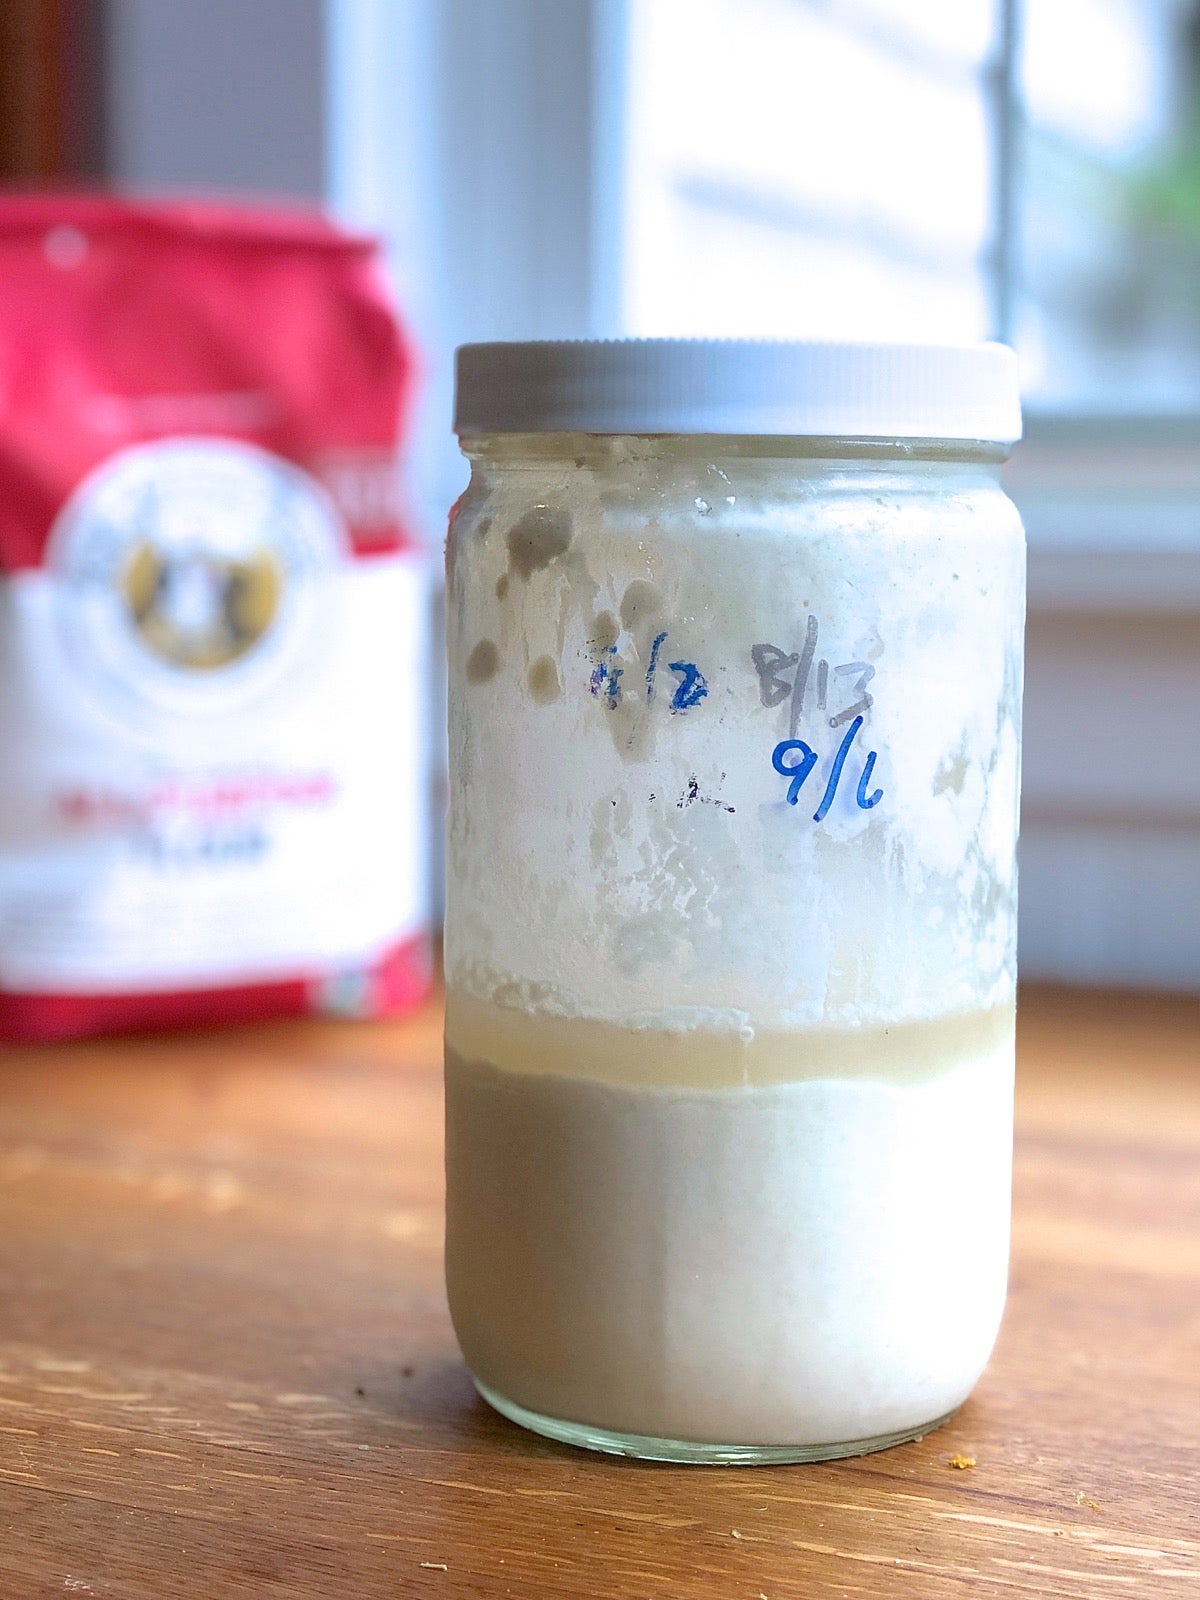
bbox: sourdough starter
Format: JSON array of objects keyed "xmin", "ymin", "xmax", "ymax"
[
  {"xmin": 445, "ymin": 422, "xmax": 1024, "ymax": 1452},
  {"xmin": 446, "ymin": 999, "xmax": 1013, "ymax": 1447}
]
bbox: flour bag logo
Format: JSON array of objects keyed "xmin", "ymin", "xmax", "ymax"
[{"xmin": 51, "ymin": 438, "xmax": 343, "ymax": 717}]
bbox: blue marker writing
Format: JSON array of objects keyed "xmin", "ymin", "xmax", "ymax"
[
  {"xmin": 771, "ymin": 739, "xmax": 818, "ymax": 806},
  {"xmin": 812, "ymin": 715, "xmax": 862, "ymax": 822},
  {"xmin": 668, "ymin": 660, "xmax": 708, "ymax": 712},
  {"xmin": 645, "ymin": 630, "xmax": 669, "ymax": 700},
  {"xmin": 772, "ymin": 716, "xmax": 883, "ymax": 819},
  {"xmin": 856, "ymin": 749, "xmax": 883, "ymax": 810},
  {"xmin": 590, "ymin": 645, "xmax": 622, "ymax": 708}
]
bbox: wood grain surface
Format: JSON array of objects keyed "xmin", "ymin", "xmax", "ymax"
[{"xmin": 0, "ymin": 986, "xmax": 1197, "ymax": 1599}]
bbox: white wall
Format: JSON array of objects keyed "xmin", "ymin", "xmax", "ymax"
[{"xmin": 105, "ymin": 0, "xmax": 326, "ymax": 198}]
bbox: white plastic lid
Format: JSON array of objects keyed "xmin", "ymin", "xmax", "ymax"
[{"xmin": 455, "ymin": 338, "xmax": 1022, "ymax": 444}]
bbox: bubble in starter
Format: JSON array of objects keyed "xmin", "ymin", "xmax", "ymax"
[
  {"xmin": 467, "ymin": 639, "xmax": 500, "ymax": 683},
  {"xmin": 527, "ymin": 656, "xmax": 561, "ymax": 704}
]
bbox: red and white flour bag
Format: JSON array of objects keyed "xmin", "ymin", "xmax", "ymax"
[{"xmin": 0, "ymin": 196, "xmax": 431, "ymax": 1041}]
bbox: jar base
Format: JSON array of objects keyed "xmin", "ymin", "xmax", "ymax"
[{"xmin": 474, "ymin": 1378, "xmax": 956, "ymax": 1465}]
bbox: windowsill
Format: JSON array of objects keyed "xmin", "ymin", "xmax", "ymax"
[
  {"xmin": 1026, "ymin": 547, "xmax": 1200, "ymax": 612},
  {"xmin": 1009, "ymin": 412, "xmax": 1200, "ymax": 613}
]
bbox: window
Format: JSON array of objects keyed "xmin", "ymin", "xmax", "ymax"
[
  {"xmin": 612, "ymin": 0, "xmax": 1200, "ymax": 411},
  {"xmin": 1019, "ymin": 0, "xmax": 1200, "ymax": 409},
  {"xmin": 330, "ymin": 0, "xmax": 1200, "ymax": 505},
  {"xmin": 615, "ymin": 0, "xmax": 1002, "ymax": 343}
]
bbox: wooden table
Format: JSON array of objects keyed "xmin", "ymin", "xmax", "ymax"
[{"xmin": 1, "ymin": 987, "xmax": 1197, "ymax": 1599}]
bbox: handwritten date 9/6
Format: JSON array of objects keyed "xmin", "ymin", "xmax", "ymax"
[{"xmin": 772, "ymin": 717, "xmax": 883, "ymax": 821}]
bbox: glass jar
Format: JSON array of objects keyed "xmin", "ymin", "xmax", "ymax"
[{"xmin": 444, "ymin": 341, "xmax": 1025, "ymax": 1464}]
